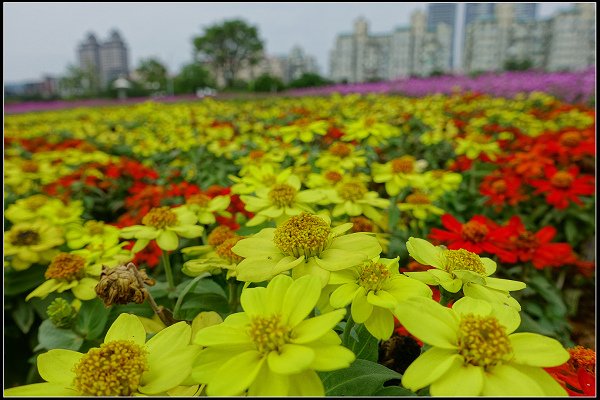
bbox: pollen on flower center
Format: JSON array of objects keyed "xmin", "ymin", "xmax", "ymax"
[
  {"xmin": 491, "ymin": 180, "xmax": 507, "ymax": 193},
  {"xmin": 273, "ymin": 213, "xmax": 331, "ymax": 258},
  {"xmin": 405, "ymin": 193, "xmax": 431, "ymax": 205},
  {"xmin": 141, "ymin": 207, "xmax": 178, "ymax": 229},
  {"xmin": 85, "ymin": 220, "xmax": 107, "ymax": 235},
  {"xmin": 248, "ymin": 314, "xmax": 291, "ymax": 354},
  {"xmin": 461, "ymin": 221, "xmax": 489, "ymax": 242},
  {"xmin": 560, "ymin": 131, "xmax": 582, "ymax": 147},
  {"xmin": 551, "ymin": 171, "xmax": 574, "ymax": 188},
  {"xmin": 431, "ymin": 169, "xmax": 446, "ymax": 179},
  {"xmin": 338, "ymin": 182, "xmax": 368, "ymax": 201},
  {"xmin": 391, "ymin": 156, "xmax": 415, "ymax": 174},
  {"xmin": 443, "ymin": 249, "xmax": 486, "ymax": 275},
  {"xmin": 268, "ymin": 184, "xmax": 297, "ymax": 208},
  {"xmin": 216, "ymin": 236, "xmax": 244, "ymax": 263},
  {"xmin": 24, "ymin": 194, "xmax": 49, "ymax": 210},
  {"xmin": 457, "ymin": 314, "xmax": 512, "ymax": 370},
  {"xmin": 45, "ymin": 253, "xmax": 86, "ymax": 281},
  {"xmin": 186, "ymin": 194, "xmax": 212, "ymax": 208},
  {"xmin": 324, "ymin": 171, "xmax": 343, "ymax": 183},
  {"xmin": 12, "ymin": 229, "xmax": 41, "ymax": 246},
  {"xmin": 512, "ymin": 231, "xmax": 539, "ymax": 250},
  {"xmin": 351, "ymin": 216, "xmax": 374, "ymax": 233},
  {"xmin": 21, "ymin": 160, "xmax": 39, "ymax": 173},
  {"xmin": 72, "ymin": 340, "xmax": 148, "ymax": 396},
  {"xmin": 358, "ymin": 261, "xmax": 390, "ymax": 291},
  {"xmin": 249, "ymin": 150, "xmax": 266, "ymax": 160},
  {"xmin": 329, "ymin": 143, "xmax": 352, "ymax": 157},
  {"xmin": 207, "ymin": 225, "xmax": 236, "ymax": 246}
]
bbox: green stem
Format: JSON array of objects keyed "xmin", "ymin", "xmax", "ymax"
[
  {"xmin": 228, "ymin": 279, "xmax": 239, "ymax": 312},
  {"xmin": 342, "ymin": 314, "xmax": 355, "ymax": 346},
  {"xmin": 173, "ymin": 274, "xmax": 207, "ymax": 319},
  {"xmin": 162, "ymin": 251, "xmax": 175, "ymax": 290}
]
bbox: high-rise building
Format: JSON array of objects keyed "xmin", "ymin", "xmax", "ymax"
[
  {"xmin": 513, "ymin": 3, "xmax": 538, "ymax": 22},
  {"xmin": 426, "ymin": 3, "xmax": 457, "ymax": 70},
  {"xmin": 464, "ymin": 3, "xmax": 496, "ymax": 27},
  {"xmin": 76, "ymin": 30, "xmax": 129, "ymax": 89},
  {"xmin": 547, "ymin": 4, "xmax": 595, "ymax": 71}
]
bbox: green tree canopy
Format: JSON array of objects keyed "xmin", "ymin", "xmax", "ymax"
[
  {"xmin": 288, "ymin": 73, "xmax": 331, "ymax": 89},
  {"xmin": 251, "ymin": 74, "xmax": 285, "ymax": 92},
  {"xmin": 174, "ymin": 63, "xmax": 215, "ymax": 94},
  {"xmin": 135, "ymin": 58, "xmax": 168, "ymax": 91},
  {"xmin": 193, "ymin": 19, "xmax": 264, "ymax": 88}
]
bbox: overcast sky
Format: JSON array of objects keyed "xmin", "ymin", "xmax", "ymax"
[{"xmin": 4, "ymin": 2, "xmax": 578, "ymax": 83}]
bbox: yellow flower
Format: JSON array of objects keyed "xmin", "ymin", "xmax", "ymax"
[
  {"xmin": 229, "ymin": 164, "xmax": 293, "ymax": 195},
  {"xmin": 4, "ymin": 194, "xmax": 53, "ymax": 224},
  {"xmin": 182, "ymin": 235, "xmax": 245, "ymax": 279},
  {"xmin": 4, "ymin": 221, "xmax": 64, "ymax": 270},
  {"xmin": 314, "ymin": 142, "xmax": 367, "ymax": 171},
  {"xmin": 328, "ymin": 256, "xmax": 432, "ymax": 339},
  {"xmin": 324, "ymin": 180, "xmax": 389, "ymax": 224},
  {"xmin": 240, "ymin": 175, "xmax": 325, "ymax": 227},
  {"xmin": 232, "ymin": 213, "xmax": 381, "ymax": 286},
  {"xmin": 65, "ymin": 220, "xmax": 121, "ymax": 250},
  {"xmin": 38, "ymin": 199, "xmax": 85, "ymax": 227},
  {"xmin": 394, "ymin": 297, "xmax": 569, "ymax": 396},
  {"xmin": 191, "ymin": 274, "xmax": 355, "ymax": 396},
  {"xmin": 372, "ymin": 155, "xmax": 428, "ymax": 196},
  {"xmin": 404, "ymin": 237, "xmax": 525, "ymax": 311},
  {"xmin": 455, "ymin": 133, "xmax": 502, "ymax": 161},
  {"xmin": 4, "ymin": 313, "xmax": 201, "ymax": 396},
  {"xmin": 26, "ymin": 252, "xmax": 102, "ymax": 301},
  {"xmin": 397, "ymin": 191, "xmax": 445, "ymax": 221},
  {"xmin": 277, "ymin": 118, "xmax": 329, "ymax": 143},
  {"xmin": 414, "ymin": 169, "xmax": 463, "ymax": 200},
  {"xmin": 185, "ymin": 194, "xmax": 231, "ymax": 225},
  {"xmin": 120, "ymin": 205, "xmax": 204, "ymax": 252}
]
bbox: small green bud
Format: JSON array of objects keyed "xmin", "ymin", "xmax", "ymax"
[{"xmin": 47, "ymin": 298, "xmax": 77, "ymax": 328}]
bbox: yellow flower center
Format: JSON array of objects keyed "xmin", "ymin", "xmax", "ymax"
[
  {"xmin": 45, "ymin": 253, "xmax": 86, "ymax": 281},
  {"xmin": 351, "ymin": 216, "xmax": 374, "ymax": 233},
  {"xmin": 141, "ymin": 207, "xmax": 178, "ymax": 229},
  {"xmin": 249, "ymin": 150, "xmax": 266, "ymax": 160},
  {"xmin": 337, "ymin": 182, "xmax": 368, "ymax": 201},
  {"xmin": 85, "ymin": 220, "xmax": 107, "ymax": 235},
  {"xmin": 24, "ymin": 194, "xmax": 49, "ymax": 210},
  {"xmin": 273, "ymin": 213, "xmax": 331, "ymax": 258},
  {"xmin": 560, "ymin": 131, "xmax": 582, "ymax": 147},
  {"xmin": 569, "ymin": 346, "xmax": 596, "ymax": 372},
  {"xmin": 72, "ymin": 340, "xmax": 148, "ymax": 396},
  {"xmin": 457, "ymin": 314, "xmax": 512, "ymax": 370},
  {"xmin": 11, "ymin": 229, "xmax": 41, "ymax": 246},
  {"xmin": 461, "ymin": 221, "xmax": 489, "ymax": 243},
  {"xmin": 405, "ymin": 193, "xmax": 431, "ymax": 205},
  {"xmin": 207, "ymin": 225, "xmax": 236, "ymax": 246},
  {"xmin": 391, "ymin": 156, "xmax": 415, "ymax": 174},
  {"xmin": 186, "ymin": 194, "xmax": 212, "ymax": 208},
  {"xmin": 21, "ymin": 160, "xmax": 39, "ymax": 173},
  {"xmin": 443, "ymin": 249, "xmax": 486, "ymax": 275},
  {"xmin": 216, "ymin": 236, "xmax": 244, "ymax": 264},
  {"xmin": 491, "ymin": 179, "xmax": 507, "ymax": 193},
  {"xmin": 268, "ymin": 184, "xmax": 297, "ymax": 208},
  {"xmin": 431, "ymin": 169, "xmax": 446, "ymax": 179},
  {"xmin": 551, "ymin": 171, "xmax": 573, "ymax": 188},
  {"xmin": 324, "ymin": 171, "xmax": 343, "ymax": 183},
  {"xmin": 248, "ymin": 314, "xmax": 291, "ymax": 354},
  {"xmin": 329, "ymin": 143, "xmax": 352, "ymax": 157},
  {"xmin": 358, "ymin": 261, "xmax": 391, "ymax": 292}
]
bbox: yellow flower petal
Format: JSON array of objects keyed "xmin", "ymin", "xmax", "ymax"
[
  {"xmin": 104, "ymin": 313, "xmax": 146, "ymax": 346},
  {"xmin": 401, "ymin": 347, "xmax": 463, "ymax": 391},
  {"xmin": 268, "ymin": 344, "xmax": 315, "ymax": 374},
  {"xmin": 330, "ymin": 283, "xmax": 361, "ymax": 308},
  {"xmin": 394, "ymin": 298, "xmax": 459, "ymax": 349},
  {"xmin": 351, "ymin": 290, "xmax": 373, "ymax": 323},
  {"xmin": 481, "ymin": 363, "xmax": 546, "ymax": 396},
  {"xmin": 4, "ymin": 382, "xmax": 79, "ymax": 396},
  {"xmin": 156, "ymin": 230, "xmax": 179, "ymax": 251},
  {"xmin": 287, "ymin": 370, "xmax": 325, "ymax": 396},
  {"xmin": 140, "ymin": 345, "xmax": 201, "ymax": 394},
  {"xmin": 364, "ymin": 306, "xmax": 394, "ymax": 340},
  {"xmin": 406, "ymin": 237, "xmax": 444, "ymax": 269},
  {"xmin": 207, "ymin": 350, "xmax": 265, "ymax": 396},
  {"xmin": 146, "ymin": 321, "xmax": 191, "ymax": 358},
  {"xmin": 509, "ymin": 333, "xmax": 570, "ymax": 367},
  {"xmin": 429, "ymin": 363, "xmax": 484, "ymax": 396},
  {"xmin": 71, "ymin": 278, "xmax": 98, "ymax": 300},
  {"xmin": 291, "ymin": 309, "xmax": 346, "ymax": 344},
  {"xmin": 508, "ymin": 364, "xmax": 568, "ymax": 396},
  {"xmin": 282, "ymin": 275, "xmax": 321, "ymax": 327},
  {"xmin": 247, "ymin": 363, "xmax": 290, "ymax": 396},
  {"xmin": 37, "ymin": 349, "xmax": 83, "ymax": 384}
]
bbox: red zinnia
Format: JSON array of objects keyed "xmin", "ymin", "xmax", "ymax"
[
  {"xmin": 493, "ymin": 216, "xmax": 574, "ymax": 268},
  {"xmin": 545, "ymin": 346, "xmax": 596, "ymax": 396},
  {"xmin": 479, "ymin": 170, "xmax": 528, "ymax": 209},
  {"xmin": 429, "ymin": 214, "xmax": 513, "ymax": 260},
  {"xmin": 530, "ymin": 165, "xmax": 595, "ymax": 209}
]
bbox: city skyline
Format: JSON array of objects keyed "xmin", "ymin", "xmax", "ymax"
[{"xmin": 4, "ymin": 2, "xmax": 578, "ymax": 83}]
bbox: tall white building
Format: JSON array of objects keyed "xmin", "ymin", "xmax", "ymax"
[
  {"xmin": 77, "ymin": 30, "xmax": 129, "ymax": 89},
  {"xmin": 547, "ymin": 4, "xmax": 595, "ymax": 71}
]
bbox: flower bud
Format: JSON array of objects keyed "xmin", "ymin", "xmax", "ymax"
[{"xmin": 47, "ymin": 298, "xmax": 77, "ymax": 328}]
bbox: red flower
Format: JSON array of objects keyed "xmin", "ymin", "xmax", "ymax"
[
  {"xmin": 448, "ymin": 155, "xmax": 473, "ymax": 172},
  {"xmin": 530, "ymin": 165, "xmax": 595, "ymax": 209},
  {"xmin": 493, "ymin": 216, "xmax": 575, "ymax": 268},
  {"xmin": 545, "ymin": 346, "xmax": 596, "ymax": 396},
  {"xmin": 479, "ymin": 170, "xmax": 528, "ymax": 209},
  {"xmin": 429, "ymin": 214, "xmax": 513, "ymax": 260}
]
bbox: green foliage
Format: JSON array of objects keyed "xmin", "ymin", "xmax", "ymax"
[
  {"xmin": 250, "ymin": 73, "xmax": 285, "ymax": 93},
  {"xmin": 288, "ymin": 72, "xmax": 331, "ymax": 89},
  {"xmin": 504, "ymin": 58, "xmax": 534, "ymax": 71},
  {"xmin": 193, "ymin": 19, "xmax": 264, "ymax": 88},
  {"xmin": 135, "ymin": 57, "xmax": 168, "ymax": 92},
  {"xmin": 174, "ymin": 63, "xmax": 215, "ymax": 94}
]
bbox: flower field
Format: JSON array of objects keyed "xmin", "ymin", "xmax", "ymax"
[{"xmin": 3, "ymin": 91, "xmax": 596, "ymax": 396}]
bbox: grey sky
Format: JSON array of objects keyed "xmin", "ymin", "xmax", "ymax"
[{"xmin": 4, "ymin": 2, "xmax": 576, "ymax": 83}]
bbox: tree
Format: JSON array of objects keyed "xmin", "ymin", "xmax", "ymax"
[
  {"xmin": 193, "ymin": 19, "xmax": 264, "ymax": 88},
  {"xmin": 251, "ymin": 74, "xmax": 284, "ymax": 92},
  {"xmin": 504, "ymin": 58, "xmax": 533, "ymax": 71},
  {"xmin": 135, "ymin": 58, "xmax": 168, "ymax": 92},
  {"xmin": 288, "ymin": 73, "xmax": 331, "ymax": 89},
  {"xmin": 174, "ymin": 63, "xmax": 214, "ymax": 94},
  {"xmin": 59, "ymin": 63, "xmax": 100, "ymax": 98}
]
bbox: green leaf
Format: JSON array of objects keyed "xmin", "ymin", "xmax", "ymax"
[
  {"xmin": 11, "ymin": 299, "xmax": 35, "ymax": 334},
  {"xmin": 374, "ymin": 386, "xmax": 417, "ymax": 396},
  {"xmin": 177, "ymin": 293, "xmax": 229, "ymax": 320},
  {"xmin": 3, "ymin": 266, "xmax": 46, "ymax": 296},
  {"xmin": 169, "ymin": 277, "xmax": 227, "ymax": 299},
  {"xmin": 318, "ymin": 359, "xmax": 402, "ymax": 396},
  {"xmin": 75, "ymin": 298, "xmax": 111, "ymax": 340},
  {"xmin": 346, "ymin": 323, "xmax": 379, "ymax": 363},
  {"xmin": 35, "ymin": 319, "xmax": 83, "ymax": 352},
  {"xmin": 564, "ymin": 219, "xmax": 578, "ymax": 244},
  {"xmin": 147, "ymin": 280, "xmax": 170, "ymax": 299}
]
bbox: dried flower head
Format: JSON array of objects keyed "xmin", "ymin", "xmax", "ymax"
[{"xmin": 95, "ymin": 263, "xmax": 155, "ymax": 306}]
